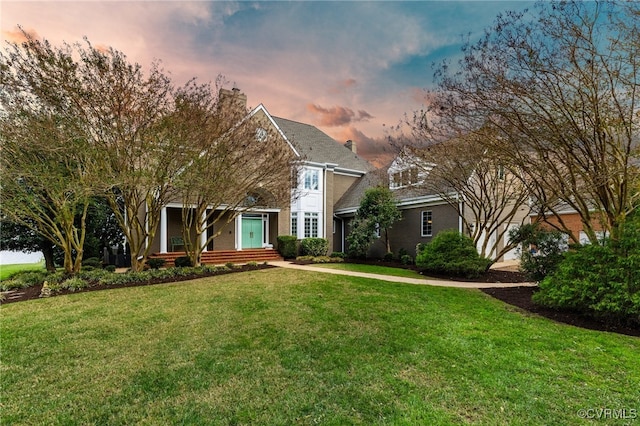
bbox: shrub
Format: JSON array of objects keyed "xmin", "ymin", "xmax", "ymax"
[
  {"xmin": 416, "ymin": 230, "xmax": 492, "ymax": 279},
  {"xmin": 300, "ymin": 238, "xmax": 329, "ymax": 257},
  {"xmin": 534, "ymin": 244, "xmax": 640, "ymax": 325},
  {"xmin": 510, "ymin": 224, "xmax": 566, "ymax": 281},
  {"xmin": 174, "ymin": 256, "xmax": 192, "ymax": 268},
  {"xmin": 2, "ymin": 270, "xmax": 48, "ymax": 289},
  {"xmin": 147, "ymin": 258, "xmax": 166, "ymax": 270},
  {"xmin": 82, "ymin": 257, "xmax": 102, "ymax": 269},
  {"xmin": 277, "ymin": 235, "xmax": 298, "ymax": 259},
  {"xmin": 400, "ymin": 254, "xmax": 414, "ymax": 265},
  {"xmin": 534, "ymin": 213, "xmax": 640, "ymax": 325},
  {"xmin": 383, "ymin": 252, "xmax": 394, "ymax": 262},
  {"xmin": 225, "ymin": 262, "xmax": 235, "ymax": 269},
  {"xmin": 104, "ymin": 265, "xmax": 117, "ymax": 272},
  {"xmin": 60, "ymin": 277, "xmax": 90, "ymax": 292},
  {"xmin": 330, "ymin": 252, "xmax": 346, "ymax": 259}
]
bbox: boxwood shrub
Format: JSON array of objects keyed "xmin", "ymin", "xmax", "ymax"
[
  {"xmin": 300, "ymin": 238, "xmax": 329, "ymax": 257},
  {"xmin": 277, "ymin": 235, "xmax": 298, "ymax": 259},
  {"xmin": 416, "ymin": 230, "xmax": 492, "ymax": 279}
]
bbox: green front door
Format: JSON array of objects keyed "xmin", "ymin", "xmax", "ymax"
[{"xmin": 242, "ymin": 216, "xmax": 263, "ymax": 249}]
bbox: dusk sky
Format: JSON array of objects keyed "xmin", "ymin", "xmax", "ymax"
[{"xmin": 2, "ymin": 1, "xmax": 533, "ymax": 166}]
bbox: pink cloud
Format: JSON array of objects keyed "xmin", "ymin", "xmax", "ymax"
[
  {"xmin": 2, "ymin": 27, "xmax": 40, "ymax": 43},
  {"xmin": 328, "ymin": 78, "xmax": 357, "ymax": 94},
  {"xmin": 334, "ymin": 126, "xmax": 398, "ymax": 168},
  {"xmin": 307, "ymin": 103, "xmax": 374, "ymax": 127}
]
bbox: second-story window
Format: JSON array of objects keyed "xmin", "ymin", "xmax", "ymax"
[{"xmin": 304, "ymin": 169, "xmax": 319, "ymax": 190}]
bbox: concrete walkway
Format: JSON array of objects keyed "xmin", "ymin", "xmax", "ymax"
[{"xmin": 270, "ymin": 261, "xmax": 537, "ymax": 289}]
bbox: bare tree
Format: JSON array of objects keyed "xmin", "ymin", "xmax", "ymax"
[
  {"xmin": 419, "ymin": 1, "xmax": 640, "ymax": 243},
  {"xmin": 404, "ymin": 129, "xmax": 530, "ymax": 261},
  {"xmin": 171, "ymin": 84, "xmax": 300, "ymax": 266}
]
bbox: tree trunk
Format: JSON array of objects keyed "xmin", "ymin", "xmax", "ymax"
[{"xmin": 40, "ymin": 240, "xmax": 56, "ymax": 272}]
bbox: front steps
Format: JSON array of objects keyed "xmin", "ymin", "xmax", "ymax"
[{"xmin": 149, "ymin": 249, "xmax": 283, "ymax": 266}]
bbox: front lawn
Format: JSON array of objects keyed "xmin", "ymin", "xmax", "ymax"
[
  {"xmin": 0, "ymin": 262, "xmax": 45, "ymax": 281},
  {"xmin": 312, "ymin": 262, "xmax": 426, "ymax": 279},
  {"xmin": 1, "ymin": 268, "xmax": 638, "ymax": 425}
]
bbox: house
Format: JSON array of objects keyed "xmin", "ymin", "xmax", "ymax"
[{"xmin": 148, "ymin": 89, "xmax": 530, "ymax": 264}]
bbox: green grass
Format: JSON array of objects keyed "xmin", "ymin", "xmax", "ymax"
[
  {"xmin": 314, "ymin": 262, "xmax": 427, "ymax": 279},
  {"xmin": 0, "ymin": 262, "xmax": 45, "ymax": 281},
  {"xmin": 1, "ymin": 268, "xmax": 638, "ymax": 425}
]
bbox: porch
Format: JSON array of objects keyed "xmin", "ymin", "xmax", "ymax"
[{"xmin": 149, "ymin": 248, "xmax": 283, "ymax": 266}]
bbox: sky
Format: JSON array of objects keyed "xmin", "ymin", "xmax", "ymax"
[{"xmin": 1, "ymin": 1, "xmax": 533, "ymax": 167}]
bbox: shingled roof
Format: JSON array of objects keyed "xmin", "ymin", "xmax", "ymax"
[
  {"xmin": 272, "ymin": 117, "xmax": 373, "ymax": 173},
  {"xmin": 334, "ymin": 169, "xmax": 448, "ymax": 214}
]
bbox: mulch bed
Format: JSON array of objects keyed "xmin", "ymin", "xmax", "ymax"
[{"xmin": 3, "ymin": 262, "xmax": 638, "ymax": 338}]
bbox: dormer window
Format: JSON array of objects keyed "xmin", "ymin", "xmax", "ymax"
[{"xmin": 390, "ymin": 167, "xmax": 420, "ymax": 189}]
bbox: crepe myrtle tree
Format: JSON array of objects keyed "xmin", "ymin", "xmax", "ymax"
[
  {"xmin": 171, "ymin": 82, "xmax": 301, "ymax": 267},
  {"xmin": 1, "ymin": 29, "xmax": 189, "ymax": 271},
  {"xmin": 401, "ymin": 130, "xmax": 531, "ymax": 261},
  {"xmin": 0, "ymin": 110, "xmax": 97, "ymax": 274},
  {"xmin": 416, "ymin": 0, "xmax": 640, "ymax": 244}
]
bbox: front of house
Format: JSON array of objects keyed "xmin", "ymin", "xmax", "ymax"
[
  {"xmin": 147, "ymin": 91, "xmax": 372, "ymax": 258},
  {"xmin": 147, "ymin": 89, "xmax": 530, "ymax": 263}
]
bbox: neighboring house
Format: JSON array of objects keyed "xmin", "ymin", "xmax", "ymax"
[
  {"xmin": 148, "ymin": 90, "xmax": 372, "ymax": 257},
  {"xmin": 530, "ymin": 203, "xmax": 608, "ymax": 246}
]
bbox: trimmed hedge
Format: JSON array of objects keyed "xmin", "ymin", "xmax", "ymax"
[
  {"xmin": 300, "ymin": 238, "xmax": 329, "ymax": 257},
  {"xmin": 277, "ymin": 235, "xmax": 298, "ymax": 259}
]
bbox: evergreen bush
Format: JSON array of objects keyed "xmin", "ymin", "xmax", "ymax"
[
  {"xmin": 276, "ymin": 235, "xmax": 298, "ymax": 259},
  {"xmin": 416, "ymin": 230, "xmax": 491, "ymax": 279},
  {"xmin": 300, "ymin": 238, "xmax": 329, "ymax": 257}
]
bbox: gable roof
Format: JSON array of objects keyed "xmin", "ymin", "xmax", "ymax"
[
  {"xmin": 334, "ymin": 170, "xmax": 448, "ymax": 214},
  {"xmin": 272, "ymin": 117, "xmax": 373, "ymax": 174}
]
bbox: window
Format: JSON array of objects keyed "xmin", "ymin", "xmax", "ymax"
[
  {"xmin": 304, "ymin": 170, "xmax": 319, "ymax": 190},
  {"xmin": 390, "ymin": 167, "xmax": 420, "ymax": 189},
  {"xmin": 291, "ymin": 212, "xmax": 298, "ymax": 237},
  {"xmin": 421, "ymin": 211, "xmax": 433, "ymax": 237},
  {"xmin": 304, "ymin": 212, "xmax": 319, "ymax": 238},
  {"xmin": 255, "ymin": 127, "xmax": 268, "ymax": 142}
]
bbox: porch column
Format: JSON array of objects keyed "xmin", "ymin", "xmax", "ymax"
[
  {"xmin": 160, "ymin": 207, "xmax": 168, "ymax": 253},
  {"xmin": 200, "ymin": 210, "xmax": 208, "ymax": 252}
]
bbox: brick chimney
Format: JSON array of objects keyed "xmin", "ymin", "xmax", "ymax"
[
  {"xmin": 345, "ymin": 140, "xmax": 357, "ymax": 154},
  {"xmin": 218, "ymin": 87, "xmax": 247, "ymax": 116}
]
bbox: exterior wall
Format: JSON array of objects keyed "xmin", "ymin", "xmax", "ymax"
[
  {"xmin": 532, "ymin": 212, "xmax": 605, "ymax": 244},
  {"xmin": 342, "ymin": 203, "xmax": 459, "ymax": 259},
  {"xmin": 386, "ymin": 204, "xmax": 460, "ymax": 258},
  {"xmin": 212, "ymin": 212, "xmax": 237, "ymax": 250},
  {"xmin": 324, "ymin": 169, "xmax": 335, "ymax": 253},
  {"xmin": 332, "ymin": 174, "xmax": 360, "ymax": 203}
]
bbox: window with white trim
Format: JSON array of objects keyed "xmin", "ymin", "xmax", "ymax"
[
  {"xmin": 421, "ymin": 211, "xmax": 433, "ymax": 237},
  {"xmin": 291, "ymin": 212, "xmax": 298, "ymax": 237},
  {"xmin": 304, "ymin": 212, "xmax": 319, "ymax": 238},
  {"xmin": 303, "ymin": 169, "xmax": 319, "ymax": 190}
]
